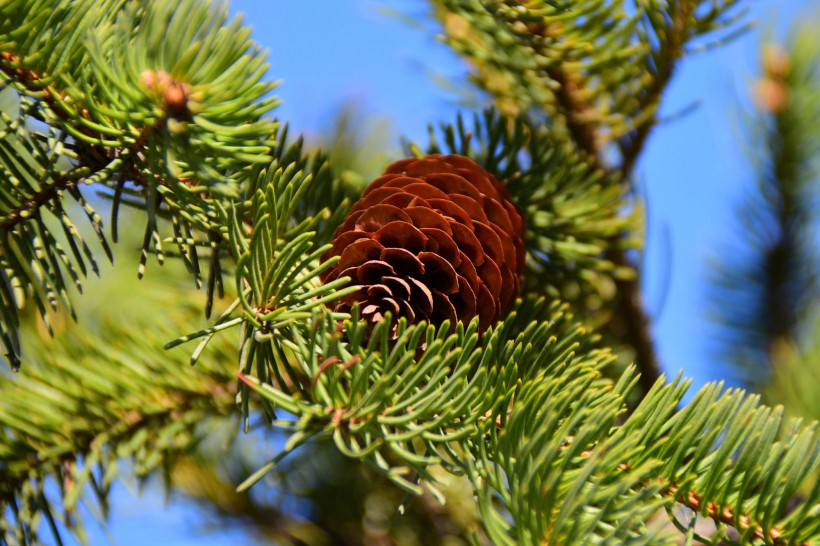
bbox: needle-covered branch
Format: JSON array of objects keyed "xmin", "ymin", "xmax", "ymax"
[
  {"xmin": 0, "ymin": 0, "xmax": 280, "ymax": 367},
  {"xmin": 0, "ymin": 267, "xmax": 238, "ymax": 545}
]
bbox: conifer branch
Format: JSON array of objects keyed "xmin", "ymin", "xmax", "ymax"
[
  {"xmin": 443, "ymin": 6, "xmax": 665, "ymax": 394},
  {"xmin": 593, "ymin": 452, "xmax": 803, "ymax": 545},
  {"xmin": 0, "ymin": 50, "xmax": 112, "ymax": 167},
  {"xmin": 0, "ymin": 375, "xmax": 236, "ymax": 498},
  {"xmin": 567, "ymin": 424, "xmax": 801, "ymax": 544},
  {"xmin": 0, "ymin": 0, "xmax": 280, "ymax": 365},
  {"xmin": 521, "ymin": 19, "xmax": 601, "ymax": 160},
  {"xmin": 560, "ymin": 451, "xmax": 802, "ymax": 544},
  {"xmin": 431, "ymin": 1, "xmax": 749, "ymax": 396},
  {"xmin": 0, "ymin": 52, "xmax": 57, "ymax": 107},
  {"xmin": 527, "ymin": 40, "xmax": 664, "ymax": 393},
  {"xmin": 0, "ymin": 271, "xmax": 240, "ymax": 544},
  {"xmin": 1, "ymin": 50, "xmax": 115, "ymax": 224},
  {"xmin": 1, "ymin": 2, "xmax": 816, "ymax": 545}
]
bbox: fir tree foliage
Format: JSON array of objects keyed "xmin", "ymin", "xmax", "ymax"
[
  {"xmin": 430, "ymin": 0, "xmax": 750, "ymax": 165},
  {"xmin": 426, "ymin": 0, "xmax": 751, "ymax": 392},
  {"xmin": 0, "ymin": 0, "xmax": 277, "ymax": 367},
  {"xmin": 0, "ymin": 1, "xmax": 818, "ymax": 545},
  {"xmin": 0, "ymin": 254, "xmax": 239, "ymax": 545}
]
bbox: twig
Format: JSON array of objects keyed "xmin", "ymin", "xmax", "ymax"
[
  {"xmin": 0, "ymin": 170, "xmax": 83, "ymax": 230},
  {"xmin": 572, "ymin": 448, "xmax": 801, "ymax": 545},
  {"xmin": 609, "ymin": 2, "xmax": 699, "ymax": 393},
  {"xmin": 664, "ymin": 483, "xmax": 797, "ymax": 546},
  {"xmin": 0, "ymin": 50, "xmax": 114, "ymax": 232},
  {"xmin": 612, "ymin": 247, "xmax": 661, "ymax": 394}
]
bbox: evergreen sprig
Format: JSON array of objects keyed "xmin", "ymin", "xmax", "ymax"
[
  {"xmin": 430, "ymin": 0, "xmax": 750, "ymax": 166},
  {"xmin": 474, "ymin": 369, "xmax": 819, "ymax": 545},
  {"xmin": 232, "ymin": 297, "xmax": 611, "ymax": 497},
  {"xmin": 0, "ymin": 0, "xmax": 279, "ymax": 367},
  {"xmin": 0, "ymin": 92, "xmax": 113, "ymax": 370},
  {"xmin": 168, "ymin": 152, "xmax": 819, "ymax": 541},
  {"xmin": 0, "ymin": 265, "xmax": 238, "ymax": 545},
  {"xmin": 427, "ymin": 0, "xmax": 751, "ymax": 392}
]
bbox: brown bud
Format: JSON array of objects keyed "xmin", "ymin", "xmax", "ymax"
[
  {"xmin": 140, "ymin": 69, "xmax": 159, "ymax": 90},
  {"xmin": 321, "ymin": 154, "xmax": 525, "ymax": 335},
  {"xmin": 163, "ymin": 82, "xmax": 189, "ymax": 115},
  {"xmin": 754, "ymin": 78, "xmax": 789, "ymax": 113},
  {"xmin": 141, "ymin": 69, "xmax": 190, "ymax": 116},
  {"xmin": 139, "ymin": 69, "xmax": 173, "ymax": 91}
]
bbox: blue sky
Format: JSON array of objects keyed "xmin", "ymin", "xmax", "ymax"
[{"xmin": 55, "ymin": 1, "xmax": 816, "ymax": 544}]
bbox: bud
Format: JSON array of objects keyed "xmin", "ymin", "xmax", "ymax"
[
  {"xmin": 163, "ymin": 82, "xmax": 189, "ymax": 115},
  {"xmin": 754, "ymin": 77, "xmax": 789, "ymax": 113}
]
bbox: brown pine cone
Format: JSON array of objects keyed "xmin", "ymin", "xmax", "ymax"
[{"xmin": 321, "ymin": 154, "xmax": 525, "ymax": 334}]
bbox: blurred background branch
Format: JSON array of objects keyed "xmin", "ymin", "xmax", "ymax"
[{"xmin": 707, "ymin": 18, "xmax": 820, "ymax": 419}]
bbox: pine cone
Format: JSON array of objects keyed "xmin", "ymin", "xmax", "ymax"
[{"xmin": 321, "ymin": 154, "xmax": 525, "ymax": 334}]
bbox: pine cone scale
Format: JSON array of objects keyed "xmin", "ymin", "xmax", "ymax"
[
  {"xmin": 354, "ymin": 204, "xmax": 411, "ymax": 232},
  {"xmin": 375, "ymin": 222, "xmax": 427, "ymax": 253},
  {"xmin": 364, "ymin": 261, "xmax": 400, "ymax": 284},
  {"xmin": 337, "ymin": 239, "xmax": 383, "ymax": 271},
  {"xmin": 429, "ymin": 199, "xmax": 474, "ymax": 228},
  {"xmin": 407, "ymin": 277, "xmax": 434, "ymax": 315},
  {"xmin": 420, "ymin": 228, "xmax": 459, "ymax": 263},
  {"xmin": 419, "ymin": 251, "xmax": 459, "ymax": 294},
  {"xmin": 473, "ymin": 222, "xmax": 505, "ymax": 264},
  {"xmin": 455, "ymin": 251, "xmax": 480, "ymax": 292},
  {"xmin": 406, "ymin": 207, "xmax": 452, "ymax": 232},
  {"xmin": 381, "ymin": 248, "xmax": 425, "ymax": 277},
  {"xmin": 476, "ymin": 283, "xmax": 497, "ymax": 327},
  {"xmin": 321, "ymin": 154, "xmax": 525, "ymax": 334},
  {"xmin": 449, "ymin": 194, "xmax": 488, "ymax": 222},
  {"xmin": 449, "ymin": 223, "xmax": 484, "ymax": 264},
  {"xmin": 483, "ymin": 197, "xmax": 514, "ymax": 234},
  {"xmin": 453, "ymin": 278, "xmax": 478, "ymax": 318}
]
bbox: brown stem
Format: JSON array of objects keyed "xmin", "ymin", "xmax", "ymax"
[
  {"xmin": 663, "ymin": 484, "xmax": 797, "ymax": 545},
  {"xmin": 612, "ymin": 248, "xmax": 662, "ymax": 394},
  {"xmin": 543, "ymin": 63, "xmax": 601, "ymax": 160},
  {"xmin": 0, "ymin": 170, "xmax": 82, "ymax": 230},
  {"xmin": 609, "ymin": 3, "xmax": 698, "ymax": 393},
  {"xmin": 572, "ymin": 448, "xmax": 801, "ymax": 545}
]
